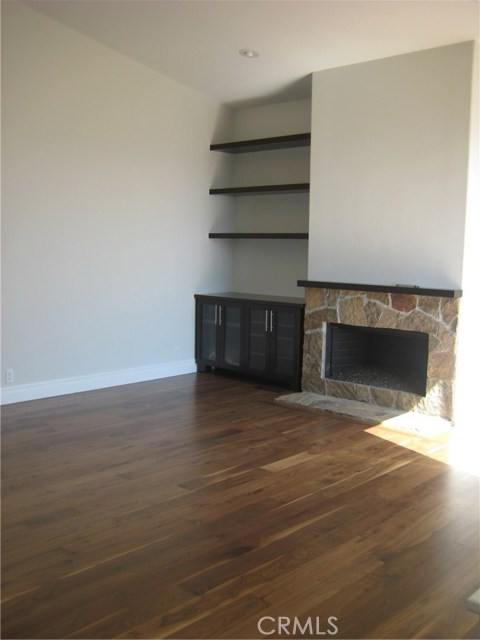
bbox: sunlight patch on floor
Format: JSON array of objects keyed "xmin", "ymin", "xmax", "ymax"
[
  {"xmin": 365, "ymin": 418, "xmax": 479, "ymax": 475},
  {"xmin": 276, "ymin": 391, "xmax": 480, "ymax": 472},
  {"xmin": 447, "ymin": 425, "xmax": 480, "ymax": 476}
]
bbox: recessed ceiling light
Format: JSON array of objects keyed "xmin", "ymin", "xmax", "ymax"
[{"xmin": 239, "ymin": 49, "xmax": 259, "ymax": 59}]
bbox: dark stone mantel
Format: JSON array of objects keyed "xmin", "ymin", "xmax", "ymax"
[{"xmin": 297, "ymin": 280, "xmax": 462, "ymax": 299}]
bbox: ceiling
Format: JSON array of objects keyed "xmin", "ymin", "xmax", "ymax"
[{"xmin": 23, "ymin": 0, "xmax": 479, "ymax": 108}]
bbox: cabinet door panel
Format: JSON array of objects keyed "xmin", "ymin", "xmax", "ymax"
[
  {"xmin": 247, "ymin": 307, "xmax": 268, "ymax": 372},
  {"xmin": 271, "ymin": 309, "xmax": 297, "ymax": 377},
  {"xmin": 222, "ymin": 305, "xmax": 242, "ymax": 368},
  {"xmin": 200, "ymin": 303, "xmax": 217, "ymax": 362}
]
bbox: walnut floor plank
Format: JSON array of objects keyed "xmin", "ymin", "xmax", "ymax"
[{"xmin": 2, "ymin": 372, "xmax": 479, "ymax": 639}]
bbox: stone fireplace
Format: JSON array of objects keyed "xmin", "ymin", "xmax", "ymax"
[{"xmin": 298, "ymin": 281, "xmax": 462, "ymax": 420}]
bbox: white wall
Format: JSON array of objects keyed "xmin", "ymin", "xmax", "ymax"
[
  {"xmin": 308, "ymin": 42, "xmax": 474, "ymax": 289},
  {"xmin": 454, "ymin": 41, "xmax": 479, "ymax": 437},
  {"xmin": 1, "ymin": 1, "xmax": 233, "ymax": 403},
  {"xmin": 229, "ymin": 99, "xmax": 311, "ymax": 297}
]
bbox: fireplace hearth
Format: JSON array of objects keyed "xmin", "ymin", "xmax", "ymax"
[{"xmin": 298, "ymin": 281, "xmax": 461, "ymax": 419}]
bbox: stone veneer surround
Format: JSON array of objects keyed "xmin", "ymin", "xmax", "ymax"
[{"xmin": 302, "ymin": 286, "xmax": 461, "ymax": 419}]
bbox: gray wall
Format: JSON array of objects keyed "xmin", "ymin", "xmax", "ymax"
[
  {"xmin": 2, "ymin": 4, "xmax": 476, "ymax": 412},
  {"xmin": 308, "ymin": 42, "xmax": 474, "ymax": 290},
  {"xmin": 230, "ymin": 99, "xmax": 311, "ymax": 297},
  {"xmin": 1, "ymin": 1, "xmax": 233, "ymax": 402}
]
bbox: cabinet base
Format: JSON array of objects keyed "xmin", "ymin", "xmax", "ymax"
[
  {"xmin": 196, "ymin": 363, "xmax": 301, "ymax": 392},
  {"xmin": 197, "ymin": 364, "xmax": 212, "ymax": 373}
]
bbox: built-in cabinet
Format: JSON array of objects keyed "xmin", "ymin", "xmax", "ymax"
[
  {"xmin": 195, "ymin": 293, "xmax": 304, "ymax": 390},
  {"xmin": 194, "ymin": 131, "xmax": 309, "ymax": 389}
]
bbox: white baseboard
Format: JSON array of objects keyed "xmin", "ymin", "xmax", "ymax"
[{"xmin": 0, "ymin": 360, "xmax": 197, "ymax": 405}]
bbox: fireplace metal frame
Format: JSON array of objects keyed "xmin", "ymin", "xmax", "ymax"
[{"xmin": 325, "ymin": 322, "xmax": 429, "ymax": 396}]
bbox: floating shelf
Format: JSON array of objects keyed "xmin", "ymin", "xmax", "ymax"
[
  {"xmin": 209, "ymin": 233, "xmax": 308, "ymax": 239},
  {"xmin": 210, "ymin": 132, "xmax": 311, "ymax": 154},
  {"xmin": 209, "ymin": 183, "xmax": 309, "ymax": 196}
]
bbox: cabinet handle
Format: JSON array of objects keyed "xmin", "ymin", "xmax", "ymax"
[
  {"xmin": 270, "ymin": 310, "xmax": 274, "ymax": 332},
  {"xmin": 214, "ymin": 304, "xmax": 218, "ymax": 326},
  {"xmin": 265, "ymin": 310, "xmax": 269, "ymax": 332},
  {"xmin": 218, "ymin": 305, "xmax": 222, "ymax": 326}
]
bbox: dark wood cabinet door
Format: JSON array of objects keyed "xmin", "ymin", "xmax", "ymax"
[
  {"xmin": 246, "ymin": 305, "xmax": 269, "ymax": 374},
  {"xmin": 219, "ymin": 303, "xmax": 243, "ymax": 369},
  {"xmin": 199, "ymin": 301, "xmax": 218, "ymax": 364},
  {"xmin": 270, "ymin": 307, "xmax": 298, "ymax": 378}
]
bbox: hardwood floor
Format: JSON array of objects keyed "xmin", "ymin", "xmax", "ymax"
[{"xmin": 1, "ymin": 372, "xmax": 479, "ymax": 639}]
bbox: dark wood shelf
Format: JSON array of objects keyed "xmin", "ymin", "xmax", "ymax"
[
  {"xmin": 209, "ymin": 233, "xmax": 309, "ymax": 240},
  {"xmin": 210, "ymin": 133, "xmax": 311, "ymax": 154},
  {"xmin": 209, "ymin": 183, "xmax": 309, "ymax": 196},
  {"xmin": 195, "ymin": 291, "xmax": 305, "ymax": 306},
  {"xmin": 297, "ymin": 280, "xmax": 462, "ymax": 298}
]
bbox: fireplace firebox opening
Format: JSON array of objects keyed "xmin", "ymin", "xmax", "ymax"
[{"xmin": 325, "ymin": 323, "xmax": 429, "ymax": 396}]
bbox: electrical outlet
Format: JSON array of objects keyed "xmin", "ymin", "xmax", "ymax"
[
  {"xmin": 5, "ymin": 369, "xmax": 14, "ymax": 384},
  {"xmin": 174, "ymin": 347, "xmax": 180, "ymax": 360}
]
